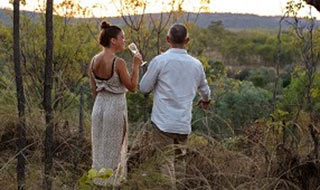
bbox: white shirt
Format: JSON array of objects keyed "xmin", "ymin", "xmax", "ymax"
[{"xmin": 139, "ymin": 48, "xmax": 211, "ymax": 134}]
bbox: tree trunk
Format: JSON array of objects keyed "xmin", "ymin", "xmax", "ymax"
[
  {"xmin": 43, "ymin": 0, "xmax": 54, "ymax": 189},
  {"xmin": 79, "ymin": 86, "xmax": 84, "ymax": 140},
  {"xmin": 13, "ymin": 0, "xmax": 27, "ymax": 189},
  {"xmin": 273, "ymin": 13, "xmax": 287, "ymax": 111},
  {"xmin": 74, "ymin": 86, "xmax": 84, "ymax": 170}
]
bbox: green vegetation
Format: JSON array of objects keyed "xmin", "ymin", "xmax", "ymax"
[{"xmin": 1, "ymin": 9, "xmax": 320, "ymax": 189}]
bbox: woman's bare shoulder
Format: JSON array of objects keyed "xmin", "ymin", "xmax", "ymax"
[
  {"xmin": 116, "ymin": 57, "xmax": 127, "ymax": 67},
  {"xmin": 91, "ymin": 54, "xmax": 100, "ymax": 66}
]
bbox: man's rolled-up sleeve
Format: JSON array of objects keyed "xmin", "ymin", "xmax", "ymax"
[
  {"xmin": 139, "ymin": 58, "xmax": 160, "ymax": 94},
  {"xmin": 198, "ymin": 65, "xmax": 211, "ymax": 101}
]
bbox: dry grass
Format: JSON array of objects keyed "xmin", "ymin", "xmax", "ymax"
[
  {"xmin": 1, "ymin": 111, "xmax": 320, "ymax": 190},
  {"xmin": 123, "ymin": 119, "xmax": 320, "ymax": 190},
  {"xmin": 0, "ymin": 106, "xmax": 91, "ymax": 190}
]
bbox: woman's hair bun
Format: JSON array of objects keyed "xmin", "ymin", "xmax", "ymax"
[{"xmin": 100, "ymin": 21, "xmax": 111, "ymax": 30}]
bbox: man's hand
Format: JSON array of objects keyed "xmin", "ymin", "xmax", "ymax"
[{"xmin": 197, "ymin": 99, "xmax": 211, "ymax": 109}]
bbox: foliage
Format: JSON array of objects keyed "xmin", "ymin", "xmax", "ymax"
[
  {"xmin": 127, "ymin": 92, "xmax": 152, "ymax": 121},
  {"xmin": 1, "ymin": 15, "xmax": 99, "ymax": 112},
  {"xmin": 187, "ymin": 22, "xmax": 209, "ymax": 56},
  {"xmin": 9, "ymin": 0, "xmax": 27, "ymax": 6},
  {"xmin": 1, "ymin": 3, "xmax": 320, "ymax": 189},
  {"xmin": 218, "ymin": 30, "xmax": 298, "ymax": 66},
  {"xmin": 279, "ymin": 67, "xmax": 320, "ymax": 114},
  {"xmin": 79, "ymin": 168, "xmax": 113, "ymax": 190},
  {"xmin": 236, "ymin": 66, "xmax": 288, "ymax": 96},
  {"xmin": 206, "ymin": 20, "xmax": 227, "ymax": 48},
  {"xmin": 192, "ymin": 78, "xmax": 273, "ymax": 138},
  {"xmin": 209, "ymin": 60, "xmax": 225, "ymax": 79},
  {"xmin": 247, "ymin": 67, "xmax": 276, "ymax": 88},
  {"xmin": 280, "ymin": 64, "xmax": 294, "ymax": 88},
  {"xmin": 53, "ymin": 0, "xmax": 91, "ymax": 18},
  {"xmin": 217, "ymin": 80, "xmax": 272, "ymax": 131},
  {"xmin": 286, "ymin": 0, "xmax": 305, "ymax": 17}
]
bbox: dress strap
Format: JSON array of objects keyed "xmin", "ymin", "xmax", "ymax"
[
  {"xmin": 92, "ymin": 56, "xmax": 117, "ymax": 81},
  {"xmin": 111, "ymin": 57, "xmax": 116, "ymax": 75}
]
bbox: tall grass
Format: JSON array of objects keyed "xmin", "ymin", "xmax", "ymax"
[{"xmin": 1, "ymin": 95, "xmax": 320, "ymax": 189}]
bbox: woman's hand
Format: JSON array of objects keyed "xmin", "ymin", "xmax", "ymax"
[{"xmin": 133, "ymin": 53, "xmax": 142, "ymax": 67}]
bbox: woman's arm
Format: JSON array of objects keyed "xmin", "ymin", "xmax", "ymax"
[
  {"xmin": 117, "ymin": 55, "xmax": 142, "ymax": 92},
  {"xmin": 88, "ymin": 59, "xmax": 97, "ymax": 99}
]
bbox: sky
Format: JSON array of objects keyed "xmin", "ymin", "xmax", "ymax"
[{"xmin": 1, "ymin": 0, "xmax": 320, "ymax": 19}]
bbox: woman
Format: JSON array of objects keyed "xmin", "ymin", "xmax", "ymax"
[{"xmin": 89, "ymin": 21, "xmax": 142, "ymax": 187}]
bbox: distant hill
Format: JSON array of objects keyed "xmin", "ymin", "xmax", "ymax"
[
  {"xmin": 1, "ymin": 8, "xmax": 320, "ymax": 30},
  {"xmin": 0, "ymin": 8, "xmax": 10, "ymax": 24}
]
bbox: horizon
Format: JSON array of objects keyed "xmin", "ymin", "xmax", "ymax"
[
  {"xmin": 1, "ymin": 0, "xmax": 320, "ymax": 19},
  {"xmin": 1, "ymin": 6, "xmax": 319, "ymax": 20}
]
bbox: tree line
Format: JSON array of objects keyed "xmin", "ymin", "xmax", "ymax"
[{"xmin": 2, "ymin": 0, "xmax": 320, "ymax": 189}]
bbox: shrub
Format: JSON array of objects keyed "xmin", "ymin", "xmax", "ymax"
[{"xmin": 192, "ymin": 79, "xmax": 272, "ymax": 138}]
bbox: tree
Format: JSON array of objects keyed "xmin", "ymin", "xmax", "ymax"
[
  {"xmin": 13, "ymin": 0, "xmax": 27, "ymax": 189},
  {"xmin": 114, "ymin": 0, "xmax": 210, "ymax": 59},
  {"xmin": 305, "ymin": 0, "xmax": 320, "ymax": 11},
  {"xmin": 113, "ymin": 0, "xmax": 210, "ymax": 121},
  {"xmin": 279, "ymin": 0, "xmax": 320, "ymax": 155},
  {"xmin": 43, "ymin": 0, "xmax": 54, "ymax": 189}
]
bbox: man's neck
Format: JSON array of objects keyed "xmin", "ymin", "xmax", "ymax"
[{"xmin": 170, "ymin": 44, "xmax": 185, "ymax": 49}]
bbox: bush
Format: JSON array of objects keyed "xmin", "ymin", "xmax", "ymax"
[
  {"xmin": 192, "ymin": 79, "xmax": 272, "ymax": 138},
  {"xmin": 237, "ymin": 67, "xmax": 252, "ymax": 81},
  {"xmin": 237, "ymin": 66, "xmax": 278, "ymax": 90},
  {"xmin": 209, "ymin": 60, "xmax": 225, "ymax": 78},
  {"xmin": 247, "ymin": 67, "xmax": 276, "ymax": 88},
  {"xmin": 280, "ymin": 64, "xmax": 294, "ymax": 88},
  {"xmin": 279, "ymin": 69, "xmax": 320, "ymax": 115},
  {"xmin": 217, "ymin": 81, "xmax": 272, "ymax": 130}
]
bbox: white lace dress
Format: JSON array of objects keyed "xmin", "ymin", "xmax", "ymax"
[{"xmin": 91, "ymin": 56, "xmax": 128, "ymax": 186}]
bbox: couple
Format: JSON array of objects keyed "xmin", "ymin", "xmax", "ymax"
[{"xmin": 89, "ymin": 21, "xmax": 211, "ymax": 187}]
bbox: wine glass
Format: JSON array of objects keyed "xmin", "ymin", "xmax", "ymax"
[{"xmin": 128, "ymin": 42, "xmax": 147, "ymax": 67}]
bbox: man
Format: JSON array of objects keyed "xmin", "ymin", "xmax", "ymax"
[{"xmin": 139, "ymin": 23, "xmax": 211, "ymax": 187}]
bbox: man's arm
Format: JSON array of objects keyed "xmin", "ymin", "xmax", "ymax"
[
  {"xmin": 139, "ymin": 58, "xmax": 160, "ymax": 94},
  {"xmin": 198, "ymin": 65, "xmax": 211, "ymax": 104}
]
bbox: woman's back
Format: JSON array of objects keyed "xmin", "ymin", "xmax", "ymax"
[
  {"xmin": 92, "ymin": 53, "xmax": 115, "ymax": 80},
  {"xmin": 91, "ymin": 53, "xmax": 127, "ymax": 94}
]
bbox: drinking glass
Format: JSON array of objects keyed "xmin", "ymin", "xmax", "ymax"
[{"xmin": 128, "ymin": 42, "xmax": 147, "ymax": 67}]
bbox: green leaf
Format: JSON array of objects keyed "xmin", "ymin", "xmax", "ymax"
[
  {"xmin": 87, "ymin": 169, "xmax": 98, "ymax": 179},
  {"xmin": 79, "ymin": 184, "xmax": 92, "ymax": 190},
  {"xmin": 97, "ymin": 168, "xmax": 113, "ymax": 179},
  {"xmin": 79, "ymin": 173, "xmax": 88, "ymax": 184},
  {"xmin": 79, "ymin": 173, "xmax": 93, "ymax": 190},
  {"xmin": 311, "ymin": 89, "xmax": 320, "ymax": 98}
]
